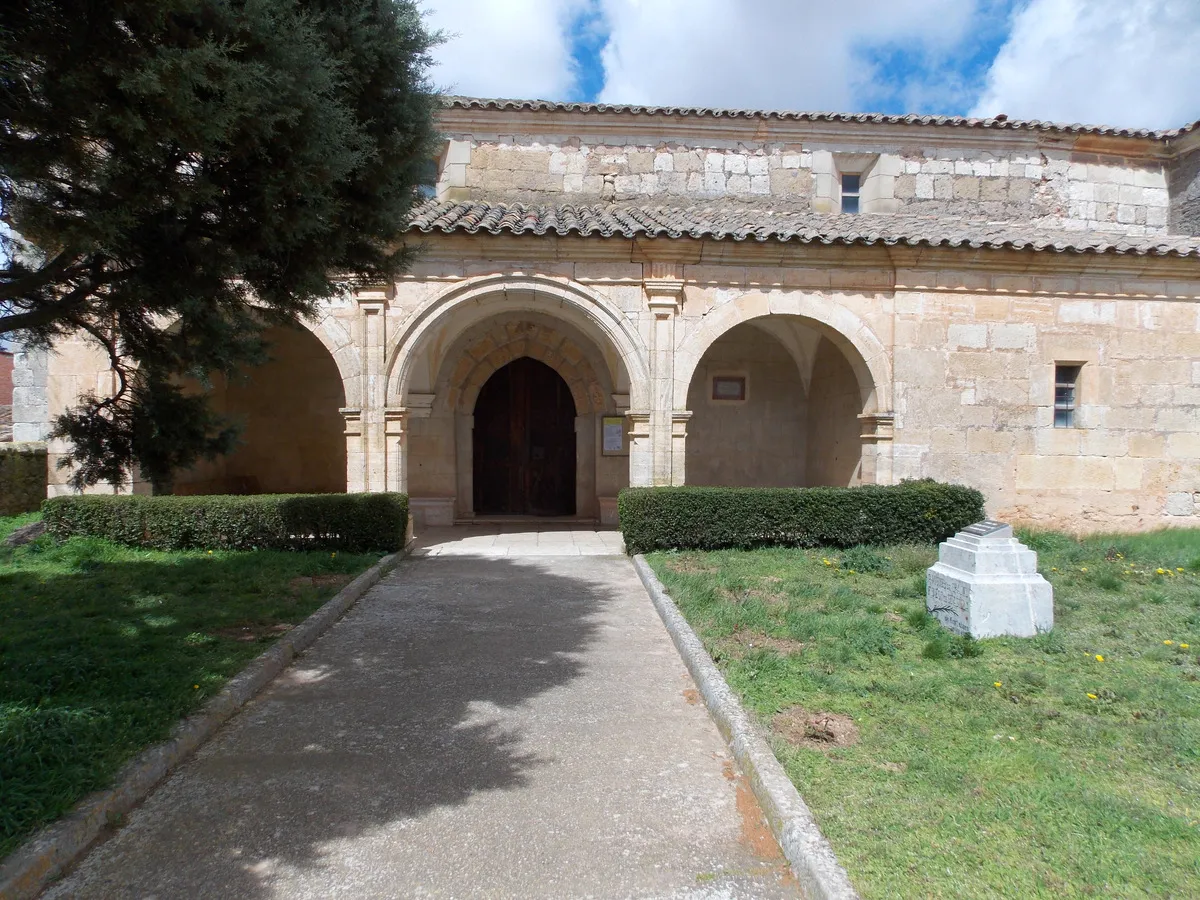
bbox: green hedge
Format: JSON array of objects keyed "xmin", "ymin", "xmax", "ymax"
[
  {"xmin": 42, "ymin": 493, "xmax": 408, "ymax": 552},
  {"xmin": 618, "ymin": 481, "xmax": 985, "ymax": 554}
]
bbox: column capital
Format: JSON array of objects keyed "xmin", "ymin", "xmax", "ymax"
[
  {"xmin": 340, "ymin": 407, "xmax": 363, "ymax": 435},
  {"xmin": 354, "ymin": 283, "xmax": 392, "ymax": 312},
  {"xmin": 644, "ymin": 266, "xmax": 684, "ymax": 316},
  {"xmin": 384, "ymin": 407, "xmax": 408, "ymax": 435},
  {"xmin": 859, "ymin": 412, "xmax": 895, "ymax": 442}
]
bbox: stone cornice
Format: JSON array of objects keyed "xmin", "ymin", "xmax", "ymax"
[
  {"xmin": 402, "ymin": 232, "xmax": 1200, "ymax": 297},
  {"xmin": 436, "ymin": 108, "xmax": 1176, "ymax": 163}
]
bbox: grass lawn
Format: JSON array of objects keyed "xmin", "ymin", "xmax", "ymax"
[
  {"xmin": 0, "ymin": 513, "xmax": 382, "ymax": 858},
  {"xmin": 648, "ymin": 530, "xmax": 1200, "ymax": 899}
]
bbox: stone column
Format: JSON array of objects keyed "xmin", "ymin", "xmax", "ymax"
[
  {"xmin": 858, "ymin": 412, "xmax": 896, "ymax": 485},
  {"xmin": 644, "ymin": 266, "xmax": 684, "ymax": 486},
  {"xmin": 356, "ymin": 286, "xmax": 390, "ymax": 493},
  {"xmin": 384, "ymin": 407, "xmax": 408, "ymax": 494}
]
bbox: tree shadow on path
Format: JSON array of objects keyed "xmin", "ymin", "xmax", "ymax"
[{"xmin": 47, "ymin": 553, "xmax": 621, "ymax": 899}]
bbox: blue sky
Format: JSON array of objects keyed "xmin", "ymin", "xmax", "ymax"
[{"xmin": 423, "ymin": 0, "xmax": 1200, "ymax": 130}]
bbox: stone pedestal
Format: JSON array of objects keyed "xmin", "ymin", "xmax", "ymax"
[{"xmin": 926, "ymin": 521, "xmax": 1053, "ymax": 638}]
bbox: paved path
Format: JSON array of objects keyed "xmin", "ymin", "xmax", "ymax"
[{"xmin": 47, "ymin": 537, "xmax": 798, "ymax": 899}]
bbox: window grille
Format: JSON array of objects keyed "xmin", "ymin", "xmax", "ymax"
[
  {"xmin": 840, "ymin": 173, "xmax": 861, "ymax": 214},
  {"xmin": 1054, "ymin": 364, "xmax": 1081, "ymax": 428}
]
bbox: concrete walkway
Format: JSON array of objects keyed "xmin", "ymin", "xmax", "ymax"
[{"xmin": 47, "ymin": 533, "xmax": 798, "ymax": 899}]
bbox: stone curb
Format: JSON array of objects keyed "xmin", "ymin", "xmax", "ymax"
[
  {"xmin": 632, "ymin": 555, "xmax": 860, "ymax": 900},
  {"xmin": 0, "ymin": 552, "xmax": 402, "ymax": 900}
]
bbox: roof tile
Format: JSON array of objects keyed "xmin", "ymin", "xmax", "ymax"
[{"xmin": 406, "ymin": 200, "xmax": 1200, "ymax": 258}]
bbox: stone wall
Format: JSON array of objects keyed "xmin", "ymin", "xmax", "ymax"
[
  {"xmin": 1168, "ymin": 143, "xmax": 1200, "ymax": 235},
  {"xmin": 448, "ymin": 138, "xmax": 1171, "ymax": 235},
  {"xmin": 889, "ymin": 288, "xmax": 1200, "ymax": 530},
  {"xmin": 684, "ymin": 324, "xmax": 807, "ymax": 487},
  {"xmin": 173, "ymin": 325, "xmax": 346, "ymax": 495},
  {"xmin": 10, "ymin": 343, "xmax": 48, "ymax": 443},
  {"xmin": 805, "ymin": 338, "xmax": 864, "ymax": 487}
]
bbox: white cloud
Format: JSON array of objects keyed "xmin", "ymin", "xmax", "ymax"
[
  {"xmin": 970, "ymin": 0, "xmax": 1200, "ymax": 129},
  {"xmin": 422, "ymin": 0, "xmax": 588, "ymax": 99},
  {"xmin": 595, "ymin": 0, "xmax": 977, "ymax": 111}
]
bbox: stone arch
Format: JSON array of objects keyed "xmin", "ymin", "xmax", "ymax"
[
  {"xmin": 300, "ymin": 312, "xmax": 362, "ymax": 408},
  {"xmin": 674, "ymin": 292, "xmax": 891, "ymax": 413},
  {"xmin": 386, "ymin": 274, "xmax": 650, "ymax": 409},
  {"xmin": 448, "ymin": 322, "xmax": 608, "ymax": 416}
]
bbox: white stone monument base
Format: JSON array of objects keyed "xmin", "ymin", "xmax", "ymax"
[{"xmin": 926, "ymin": 520, "xmax": 1053, "ymax": 638}]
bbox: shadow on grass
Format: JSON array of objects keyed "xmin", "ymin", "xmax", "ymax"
[
  {"xmin": 0, "ymin": 543, "xmax": 382, "ymax": 858},
  {"xmin": 25, "ymin": 553, "xmax": 612, "ymax": 898}
]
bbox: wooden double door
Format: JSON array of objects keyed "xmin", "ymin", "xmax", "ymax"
[{"xmin": 473, "ymin": 357, "xmax": 577, "ymax": 516}]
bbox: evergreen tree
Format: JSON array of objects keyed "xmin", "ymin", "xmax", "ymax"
[{"xmin": 0, "ymin": 0, "xmax": 440, "ymax": 488}]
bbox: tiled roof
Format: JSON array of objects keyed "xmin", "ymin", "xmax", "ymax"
[
  {"xmin": 406, "ymin": 200, "xmax": 1200, "ymax": 258},
  {"xmin": 444, "ymin": 97, "xmax": 1200, "ymax": 142}
]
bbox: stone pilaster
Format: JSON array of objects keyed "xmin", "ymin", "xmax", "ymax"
[
  {"xmin": 384, "ymin": 407, "xmax": 408, "ymax": 494},
  {"xmin": 644, "ymin": 264, "xmax": 684, "ymax": 486},
  {"xmin": 859, "ymin": 412, "xmax": 896, "ymax": 485},
  {"xmin": 626, "ymin": 410, "xmax": 652, "ymax": 487},
  {"xmin": 356, "ymin": 286, "xmax": 390, "ymax": 493},
  {"xmin": 341, "ymin": 407, "xmax": 365, "ymax": 492},
  {"xmin": 670, "ymin": 411, "xmax": 692, "ymax": 486}
]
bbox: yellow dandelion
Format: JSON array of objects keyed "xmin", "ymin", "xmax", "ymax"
[
  {"xmin": 1164, "ymin": 640, "xmax": 1174, "ymax": 646},
  {"xmin": 1051, "ymin": 567, "xmax": 1058, "ymax": 572},
  {"xmin": 193, "ymin": 684, "xmax": 199, "ymax": 689},
  {"xmin": 1156, "ymin": 568, "xmax": 1166, "ymax": 575},
  {"xmin": 994, "ymin": 682, "xmax": 1003, "ymax": 688},
  {"xmin": 1177, "ymin": 567, "xmax": 1185, "ymax": 572},
  {"xmin": 207, "ymin": 550, "xmax": 213, "ymax": 555},
  {"xmin": 822, "ymin": 558, "xmax": 831, "ymax": 566},
  {"xmin": 1094, "ymin": 654, "xmax": 1104, "ymax": 662},
  {"xmin": 1181, "ymin": 643, "xmax": 1190, "ymax": 650},
  {"xmin": 848, "ymin": 569, "xmax": 857, "ymax": 575},
  {"xmin": 1081, "ymin": 567, "xmax": 1088, "ymax": 573},
  {"xmin": 1087, "ymin": 693, "xmax": 1098, "ymax": 700}
]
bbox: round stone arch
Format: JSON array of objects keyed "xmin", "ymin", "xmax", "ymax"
[
  {"xmin": 299, "ymin": 311, "xmax": 362, "ymax": 407},
  {"xmin": 385, "ymin": 274, "xmax": 650, "ymax": 409},
  {"xmin": 673, "ymin": 292, "xmax": 892, "ymax": 414},
  {"xmin": 448, "ymin": 323, "xmax": 609, "ymax": 416}
]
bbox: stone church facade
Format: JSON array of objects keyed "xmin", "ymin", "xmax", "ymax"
[{"xmin": 25, "ymin": 98, "xmax": 1200, "ymax": 531}]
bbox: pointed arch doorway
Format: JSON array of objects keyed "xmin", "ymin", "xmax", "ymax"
[{"xmin": 473, "ymin": 357, "xmax": 577, "ymax": 516}]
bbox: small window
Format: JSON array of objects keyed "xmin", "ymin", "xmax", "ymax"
[
  {"xmin": 1054, "ymin": 364, "xmax": 1081, "ymax": 428},
  {"xmin": 712, "ymin": 375, "xmax": 746, "ymax": 401},
  {"xmin": 415, "ymin": 158, "xmax": 439, "ymax": 199},
  {"xmin": 840, "ymin": 173, "xmax": 861, "ymax": 214}
]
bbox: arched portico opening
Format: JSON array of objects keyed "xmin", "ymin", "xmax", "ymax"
[
  {"xmin": 172, "ymin": 324, "xmax": 347, "ymax": 494},
  {"xmin": 683, "ymin": 316, "xmax": 876, "ymax": 488},
  {"xmin": 473, "ymin": 357, "xmax": 577, "ymax": 516}
]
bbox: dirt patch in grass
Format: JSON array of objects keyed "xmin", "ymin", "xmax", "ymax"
[
  {"xmin": 718, "ymin": 630, "xmax": 805, "ymax": 658},
  {"xmin": 663, "ymin": 557, "xmax": 717, "ymax": 575},
  {"xmin": 288, "ymin": 574, "xmax": 352, "ymax": 593},
  {"xmin": 211, "ymin": 622, "xmax": 295, "ymax": 642},
  {"xmin": 772, "ymin": 707, "xmax": 860, "ymax": 751}
]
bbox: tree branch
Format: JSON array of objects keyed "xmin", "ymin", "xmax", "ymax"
[{"xmin": 0, "ymin": 268, "xmax": 127, "ymax": 335}]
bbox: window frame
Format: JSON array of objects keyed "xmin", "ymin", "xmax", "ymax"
[
  {"xmin": 840, "ymin": 172, "xmax": 862, "ymax": 214},
  {"xmin": 1053, "ymin": 363, "xmax": 1082, "ymax": 428},
  {"xmin": 711, "ymin": 374, "xmax": 748, "ymax": 403}
]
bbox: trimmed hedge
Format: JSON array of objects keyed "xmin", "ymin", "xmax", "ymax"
[
  {"xmin": 618, "ymin": 481, "xmax": 985, "ymax": 554},
  {"xmin": 42, "ymin": 493, "xmax": 408, "ymax": 552}
]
